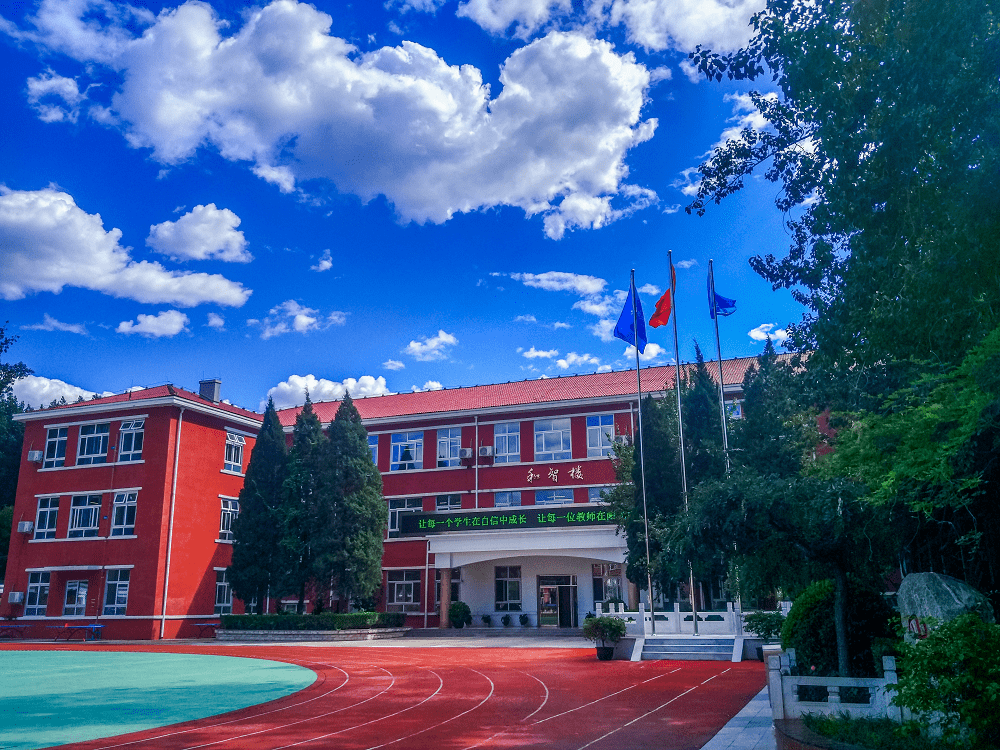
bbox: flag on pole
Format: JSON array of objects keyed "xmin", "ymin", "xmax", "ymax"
[
  {"xmin": 649, "ymin": 262, "xmax": 677, "ymax": 328},
  {"xmin": 708, "ymin": 274, "xmax": 736, "ymax": 318},
  {"xmin": 614, "ymin": 277, "xmax": 647, "ymax": 354}
]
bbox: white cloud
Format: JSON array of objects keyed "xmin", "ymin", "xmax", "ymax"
[
  {"xmin": 589, "ymin": 318, "xmax": 617, "ymax": 342},
  {"xmin": 248, "ymin": 300, "xmax": 346, "ymax": 339},
  {"xmin": 206, "ymin": 312, "xmax": 225, "ymax": 328},
  {"xmin": 21, "ymin": 313, "xmax": 87, "ymax": 335},
  {"xmin": 26, "ymin": 70, "xmax": 85, "ymax": 122},
  {"xmin": 674, "ymin": 258, "xmax": 698, "ymax": 269},
  {"xmin": 411, "ymin": 380, "xmax": 444, "ymax": 392},
  {"xmin": 311, "ymin": 249, "xmax": 333, "ymax": 272},
  {"xmin": 748, "ymin": 323, "xmax": 789, "ymax": 344},
  {"xmin": 0, "ymin": 187, "xmax": 250, "ymax": 306},
  {"xmin": 597, "ymin": 364, "xmax": 612, "ymax": 372},
  {"xmin": 11, "ymin": 375, "xmax": 112, "ymax": 408},
  {"xmin": 264, "ymin": 373, "xmax": 392, "ymax": 410},
  {"xmin": 404, "ymin": 329, "xmax": 458, "ymax": 361},
  {"xmin": 624, "ymin": 341, "xmax": 666, "ymax": 361},
  {"xmin": 146, "ymin": 203, "xmax": 251, "ymax": 263},
  {"xmin": 572, "ymin": 289, "xmax": 627, "ymax": 318},
  {"xmin": 14, "ymin": 3, "xmax": 657, "ymax": 238},
  {"xmin": 383, "ymin": 359, "xmax": 405, "ymax": 370},
  {"xmin": 509, "ymin": 271, "xmax": 606, "ymax": 295},
  {"xmin": 604, "ymin": 0, "xmax": 765, "ymax": 53},
  {"xmin": 523, "ymin": 346, "xmax": 558, "ymax": 359},
  {"xmin": 637, "ymin": 283, "xmax": 660, "ymax": 295},
  {"xmin": 552, "ymin": 321, "xmax": 571, "ymax": 329},
  {"xmin": 556, "ymin": 352, "xmax": 600, "ymax": 369},
  {"xmin": 456, "ymin": 0, "xmax": 572, "ymax": 39},
  {"xmin": 514, "ymin": 314, "xmax": 537, "ymax": 323},
  {"xmin": 116, "ymin": 309, "xmax": 189, "ymax": 337}
]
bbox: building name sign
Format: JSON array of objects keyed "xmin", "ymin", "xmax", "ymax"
[{"xmin": 399, "ymin": 504, "xmax": 623, "ymax": 536}]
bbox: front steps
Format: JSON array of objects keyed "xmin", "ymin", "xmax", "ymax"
[{"xmin": 640, "ymin": 635, "xmax": 737, "ymax": 661}]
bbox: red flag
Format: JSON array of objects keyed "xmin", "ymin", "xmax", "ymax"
[{"xmin": 649, "ymin": 263, "xmax": 677, "ymax": 328}]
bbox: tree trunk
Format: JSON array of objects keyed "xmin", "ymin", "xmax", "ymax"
[
  {"xmin": 297, "ymin": 581, "xmax": 305, "ymax": 615},
  {"xmin": 833, "ymin": 567, "xmax": 850, "ymax": 677}
]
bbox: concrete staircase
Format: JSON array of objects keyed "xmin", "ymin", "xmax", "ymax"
[{"xmin": 640, "ymin": 635, "xmax": 737, "ymax": 661}]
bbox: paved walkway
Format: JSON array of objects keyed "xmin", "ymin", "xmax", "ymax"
[{"xmin": 700, "ymin": 687, "xmax": 775, "ymax": 750}]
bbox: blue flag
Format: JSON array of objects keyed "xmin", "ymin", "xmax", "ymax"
[
  {"xmin": 708, "ymin": 274, "xmax": 737, "ymax": 319},
  {"xmin": 614, "ymin": 279, "xmax": 647, "ymax": 354}
]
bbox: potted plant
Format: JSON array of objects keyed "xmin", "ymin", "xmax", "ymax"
[
  {"xmin": 481, "ymin": 614, "xmax": 492, "ymax": 627},
  {"xmin": 519, "ymin": 613, "xmax": 530, "ymax": 627},
  {"xmin": 744, "ymin": 610, "xmax": 785, "ymax": 660},
  {"xmin": 501, "ymin": 613, "xmax": 512, "ymax": 627},
  {"xmin": 582, "ymin": 615, "xmax": 627, "ymax": 661},
  {"xmin": 449, "ymin": 601, "xmax": 472, "ymax": 629}
]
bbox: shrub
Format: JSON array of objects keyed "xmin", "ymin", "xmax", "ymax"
[
  {"xmin": 220, "ymin": 612, "xmax": 404, "ymax": 630},
  {"xmin": 501, "ymin": 614, "xmax": 512, "ymax": 627},
  {"xmin": 803, "ymin": 715, "xmax": 948, "ymax": 750},
  {"xmin": 449, "ymin": 601, "xmax": 472, "ymax": 629},
  {"xmin": 519, "ymin": 613, "xmax": 530, "ymax": 626},
  {"xmin": 892, "ymin": 613, "xmax": 1000, "ymax": 749},
  {"xmin": 582, "ymin": 616, "xmax": 627, "ymax": 647},
  {"xmin": 481, "ymin": 614, "xmax": 492, "ymax": 627},
  {"xmin": 744, "ymin": 610, "xmax": 785, "ymax": 641}
]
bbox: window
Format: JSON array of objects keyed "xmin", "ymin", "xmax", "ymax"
[
  {"xmin": 390, "ymin": 432, "xmax": 423, "ymax": 471},
  {"xmin": 224, "ymin": 432, "xmax": 245, "ymax": 473},
  {"xmin": 219, "ymin": 498, "xmax": 239, "ymax": 541},
  {"xmin": 34, "ymin": 497, "xmax": 59, "ymax": 539},
  {"xmin": 103, "ymin": 569, "xmax": 130, "ymax": 615},
  {"xmin": 727, "ymin": 400, "xmax": 744, "ymax": 420},
  {"xmin": 437, "ymin": 427, "xmax": 462, "ymax": 467},
  {"xmin": 587, "ymin": 414, "xmax": 616, "ymax": 457},
  {"xmin": 587, "ymin": 487, "xmax": 613, "ymax": 504},
  {"xmin": 63, "ymin": 580, "xmax": 88, "ymax": 616},
  {"xmin": 26, "ymin": 572, "xmax": 50, "ymax": 616},
  {"xmin": 535, "ymin": 489, "xmax": 574, "ymax": 506},
  {"xmin": 436, "ymin": 494, "xmax": 461, "ymax": 512},
  {"xmin": 388, "ymin": 498, "xmax": 422, "ymax": 538},
  {"xmin": 118, "ymin": 420, "xmax": 144, "ymax": 461},
  {"xmin": 592, "ymin": 564, "xmax": 623, "ymax": 604},
  {"xmin": 493, "ymin": 491, "xmax": 521, "ymax": 508},
  {"xmin": 493, "ymin": 422, "xmax": 520, "ymax": 463},
  {"xmin": 495, "ymin": 566, "xmax": 522, "ymax": 611},
  {"xmin": 77, "ymin": 423, "xmax": 110, "ymax": 465},
  {"xmin": 368, "ymin": 434, "xmax": 379, "ymax": 464},
  {"xmin": 386, "ymin": 570, "xmax": 421, "ymax": 612},
  {"xmin": 435, "ymin": 569, "xmax": 461, "ymax": 606},
  {"xmin": 215, "ymin": 570, "xmax": 232, "ymax": 614},
  {"xmin": 534, "ymin": 418, "xmax": 571, "ymax": 461},
  {"xmin": 43, "ymin": 428, "xmax": 67, "ymax": 468},
  {"xmin": 111, "ymin": 492, "xmax": 137, "ymax": 536},
  {"xmin": 68, "ymin": 494, "xmax": 101, "ymax": 538}
]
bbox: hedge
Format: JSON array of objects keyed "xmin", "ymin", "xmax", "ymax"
[{"xmin": 220, "ymin": 612, "xmax": 405, "ymax": 631}]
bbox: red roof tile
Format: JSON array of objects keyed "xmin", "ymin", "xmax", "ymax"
[{"xmin": 22, "ymin": 384, "xmax": 262, "ymax": 422}]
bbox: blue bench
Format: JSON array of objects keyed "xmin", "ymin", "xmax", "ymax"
[{"xmin": 47, "ymin": 623, "xmax": 104, "ymax": 641}]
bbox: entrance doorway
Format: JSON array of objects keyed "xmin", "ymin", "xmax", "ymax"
[{"xmin": 537, "ymin": 575, "xmax": 578, "ymax": 628}]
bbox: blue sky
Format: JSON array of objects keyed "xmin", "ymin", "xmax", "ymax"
[{"xmin": 0, "ymin": 0, "xmax": 802, "ymax": 413}]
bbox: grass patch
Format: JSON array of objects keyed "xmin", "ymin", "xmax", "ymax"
[{"xmin": 802, "ymin": 715, "xmax": 949, "ymax": 750}]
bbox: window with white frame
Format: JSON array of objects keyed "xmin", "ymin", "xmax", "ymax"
[
  {"xmin": 224, "ymin": 432, "xmax": 245, "ymax": 473},
  {"xmin": 219, "ymin": 498, "xmax": 239, "ymax": 541},
  {"xmin": 215, "ymin": 570, "xmax": 232, "ymax": 614},
  {"xmin": 63, "ymin": 580, "xmax": 88, "ymax": 616},
  {"xmin": 118, "ymin": 420, "xmax": 145, "ymax": 461},
  {"xmin": 493, "ymin": 422, "xmax": 520, "ymax": 463},
  {"xmin": 587, "ymin": 414, "xmax": 616, "ymax": 457},
  {"xmin": 592, "ymin": 563, "xmax": 623, "ymax": 603},
  {"xmin": 534, "ymin": 418, "xmax": 571, "ymax": 461},
  {"xmin": 727, "ymin": 399, "xmax": 744, "ymax": 419},
  {"xmin": 435, "ymin": 569, "xmax": 461, "ymax": 606},
  {"xmin": 103, "ymin": 569, "xmax": 130, "ymax": 615},
  {"xmin": 43, "ymin": 427, "xmax": 67, "ymax": 468},
  {"xmin": 436, "ymin": 494, "xmax": 461, "ymax": 512},
  {"xmin": 77, "ymin": 423, "xmax": 110, "ymax": 465},
  {"xmin": 495, "ymin": 566, "xmax": 522, "ymax": 611},
  {"xmin": 386, "ymin": 570, "xmax": 421, "ymax": 612},
  {"xmin": 493, "ymin": 491, "xmax": 521, "ymax": 508},
  {"xmin": 111, "ymin": 492, "xmax": 137, "ymax": 536},
  {"xmin": 26, "ymin": 572, "xmax": 50, "ymax": 616},
  {"xmin": 535, "ymin": 489, "xmax": 574, "ymax": 506},
  {"xmin": 387, "ymin": 498, "xmax": 422, "ymax": 538},
  {"xmin": 437, "ymin": 427, "xmax": 462, "ymax": 467},
  {"xmin": 587, "ymin": 487, "xmax": 613, "ymax": 504},
  {"xmin": 34, "ymin": 497, "xmax": 59, "ymax": 539},
  {"xmin": 68, "ymin": 494, "xmax": 101, "ymax": 538},
  {"xmin": 368, "ymin": 434, "xmax": 379, "ymax": 464},
  {"xmin": 390, "ymin": 432, "xmax": 423, "ymax": 471}
]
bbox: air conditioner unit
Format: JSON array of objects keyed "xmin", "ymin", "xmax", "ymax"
[
  {"xmin": 17, "ymin": 521, "xmax": 34, "ymax": 534},
  {"xmin": 478, "ymin": 446, "xmax": 494, "ymax": 457},
  {"xmin": 27, "ymin": 450, "xmax": 43, "ymax": 463},
  {"xmin": 8, "ymin": 592, "xmax": 24, "ymax": 604},
  {"xmin": 458, "ymin": 448, "xmax": 474, "ymax": 459}
]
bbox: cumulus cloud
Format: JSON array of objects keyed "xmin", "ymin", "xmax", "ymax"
[
  {"xmin": 604, "ymin": 0, "xmax": 765, "ymax": 53},
  {"xmin": 0, "ymin": 187, "xmax": 250, "ymax": 306},
  {"xmin": 206, "ymin": 312, "xmax": 225, "ymax": 328},
  {"xmin": 116, "ymin": 309, "xmax": 189, "ymax": 337},
  {"xmin": 11, "ymin": 3, "xmax": 657, "ymax": 238},
  {"xmin": 22, "ymin": 313, "xmax": 87, "ymax": 335},
  {"xmin": 26, "ymin": 70, "xmax": 86, "ymax": 122},
  {"xmin": 623, "ymin": 341, "xmax": 666, "ymax": 361},
  {"xmin": 552, "ymin": 321, "xmax": 571, "ymax": 329},
  {"xmin": 12, "ymin": 375, "xmax": 112, "ymax": 408},
  {"xmin": 383, "ymin": 359, "xmax": 405, "ymax": 370},
  {"xmin": 674, "ymin": 258, "xmax": 698, "ymax": 269},
  {"xmin": 248, "ymin": 300, "xmax": 346, "ymax": 339},
  {"xmin": 523, "ymin": 346, "xmax": 558, "ymax": 359},
  {"xmin": 146, "ymin": 204, "xmax": 251, "ymax": 262},
  {"xmin": 589, "ymin": 318, "xmax": 617, "ymax": 342},
  {"xmin": 508, "ymin": 271, "xmax": 606, "ymax": 295},
  {"xmin": 264, "ymin": 373, "xmax": 392, "ymax": 410},
  {"xmin": 556, "ymin": 352, "xmax": 600, "ymax": 369},
  {"xmin": 637, "ymin": 283, "xmax": 660, "ymax": 295},
  {"xmin": 412, "ymin": 380, "xmax": 444, "ymax": 392},
  {"xmin": 514, "ymin": 314, "xmax": 537, "ymax": 323},
  {"xmin": 457, "ymin": 0, "xmax": 572, "ymax": 39},
  {"xmin": 404, "ymin": 329, "xmax": 458, "ymax": 361},
  {"xmin": 748, "ymin": 323, "xmax": 788, "ymax": 344},
  {"xmin": 311, "ymin": 249, "xmax": 333, "ymax": 272}
]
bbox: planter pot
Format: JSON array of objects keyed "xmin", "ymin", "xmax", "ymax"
[{"xmin": 595, "ymin": 646, "xmax": 615, "ymax": 661}]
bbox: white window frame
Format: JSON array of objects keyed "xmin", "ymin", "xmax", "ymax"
[
  {"xmin": 587, "ymin": 486, "xmax": 613, "ymax": 504},
  {"xmin": 387, "ymin": 497, "xmax": 422, "ymax": 538},
  {"xmin": 368, "ymin": 434, "xmax": 379, "ymax": 464},
  {"xmin": 118, "ymin": 419, "xmax": 145, "ymax": 462},
  {"xmin": 587, "ymin": 414, "xmax": 616, "ymax": 457},
  {"xmin": 219, "ymin": 497, "xmax": 239, "ymax": 542},
  {"xmin": 435, "ymin": 568, "xmax": 461, "ymax": 606},
  {"xmin": 386, "ymin": 570, "xmax": 421, "ymax": 613},
  {"xmin": 493, "ymin": 422, "xmax": 520, "ymax": 463},
  {"xmin": 224, "ymin": 432, "xmax": 245, "ymax": 473},
  {"xmin": 215, "ymin": 570, "xmax": 232, "ymax": 614},
  {"xmin": 535, "ymin": 489, "xmax": 575, "ymax": 506},
  {"xmin": 43, "ymin": 427, "xmax": 67, "ymax": 468},
  {"xmin": 436, "ymin": 494, "xmax": 461, "ymax": 512},
  {"xmin": 390, "ymin": 432, "xmax": 423, "ymax": 471},
  {"xmin": 494, "ymin": 491, "xmax": 521, "ymax": 508},
  {"xmin": 68, "ymin": 494, "xmax": 101, "ymax": 538},
  {"xmin": 495, "ymin": 566, "xmax": 522, "ymax": 611},
  {"xmin": 77, "ymin": 423, "xmax": 110, "ymax": 465},
  {"xmin": 534, "ymin": 418, "xmax": 572, "ymax": 461},
  {"xmin": 111, "ymin": 492, "xmax": 137, "ymax": 536},
  {"xmin": 63, "ymin": 580, "xmax": 88, "ymax": 616},
  {"xmin": 103, "ymin": 569, "xmax": 130, "ymax": 616},
  {"xmin": 34, "ymin": 497, "xmax": 59, "ymax": 539},
  {"xmin": 437, "ymin": 427, "xmax": 462, "ymax": 468},
  {"xmin": 26, "ymin": 572, "xmax": 50, "ymax": 616}
]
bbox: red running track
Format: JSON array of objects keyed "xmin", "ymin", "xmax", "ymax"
[{"xmin": 14, "ymin": 643, "xmax": 765, "ymax": 750}]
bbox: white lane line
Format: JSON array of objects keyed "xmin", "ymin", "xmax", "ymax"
[
  {"xmin": 531, "ymin": 668, "xmax": 681, "ymax": 725},
  {"xmin": 459, "ymin": 670, "xmax": 550, "ymax": 750}
]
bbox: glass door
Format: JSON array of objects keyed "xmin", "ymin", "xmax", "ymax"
[{"xmin": 538, "ymin": 585, "xmax": 559, "ymax": 627}]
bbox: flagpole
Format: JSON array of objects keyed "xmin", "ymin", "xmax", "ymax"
[
  {"xmin": 709, "ymin": 260, "xmax": 731, "ymax": 474},
  {"xmin": 631, "ymin": 269, "xmax": 656, "ymax": 636},
  {"xmin": 668, "ymin": 250, "xmax": 698, "ymax": 636}
]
